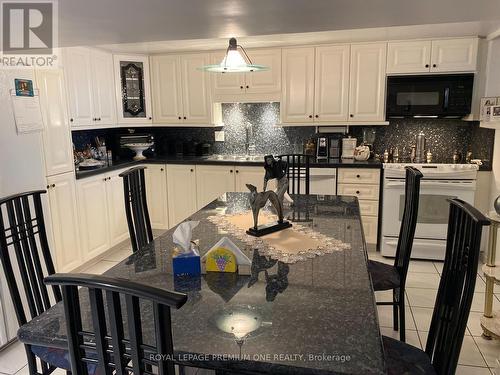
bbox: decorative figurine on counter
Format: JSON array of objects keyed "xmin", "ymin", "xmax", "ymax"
[{"xmin": 263, "ymin": 155, "xmax": 291, "ymax": 204}]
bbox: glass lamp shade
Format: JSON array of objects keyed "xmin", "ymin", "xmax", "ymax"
[{"xmin": 200, "ymin": 38, "xmax": 268, "ymax": 73}]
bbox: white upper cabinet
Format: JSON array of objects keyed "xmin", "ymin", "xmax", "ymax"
[
  {"xmin": 387, "ymin": 38, "xmax": 478, "ymax": 74},
  {"xmin": 211, "ymin": 48, "xmax": 281, "ymax": 101},
  {"xmin": 64, "ymin": 47, "xmax": 93, "ymax": 127},
  {"xmin": 64, "ymin": 47, "xmax": 116, "ymax": 128},
  {"xmin": 281, "ymin": 47, "xmax": 315, "ymax": 123},
  {"xmin": 430, "ymin": 38, "xmax": 478, "ymax": 72},
  {"xmin": 113, "ymin": 54, "xmax": 153, "ymax": 125},
  {"xmin": 387, "ymin": 40, "xmax": 432, "ymax": 74},
  {"xmin": 35, "ymin": 68, "xmax": 73, "ymax": 176},
  {"xmin": 90, "ymin": 49, "xmax": 116, "ymax": 126},
  {"xmin": 180, "ymin": 53, "xmax": 212, "ymax": 124},
  {"xmin": 244, "ymin": 49, "xmax": 281, "ymax": 94},
  {"xmin": 151, "ymin": 55, "xmax": 183, "ymax": 124},
  {"xmin": 314, "ymin": 45, "xmax": 350, "ymax": 122},
  {"xmin": 151, "ymin": 53, "xmax": 213, "ymax": 125},
  {"xmin": 349, "ymin": 43, "xmax": 387, "ymax": 122}
]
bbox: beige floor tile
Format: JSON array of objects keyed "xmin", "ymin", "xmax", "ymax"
[
  {"xmin": 433, "ymin": 261, "xmax": 444, "ymax": 274},
  {"xmin": 408, "ymin": 260, "xmax": 439, "ymax": 274},
  {"xmin": 468, "ymin": 311, "xmax": 487, "ymax": 337},
  {"xmin": 474, "ymin": 336, "xmax": 500, "ymax": 368},
  {"xmin": 406, "ymin": 288, "xmax": 438, "ymax": 308},
  {"xmin": 374, "ymin": 290, "xmax": 410, "ymax": 305},
  {"xmin": 380, "ymin": 327, "xmax": 422, "ymax": 349},
  {"xmin": 103, "ymin": 246, "xmax": 133, "ymax": 262},
  {"xmin": 411, "ymin": 307, "xmax": 434, "ymax": 332},
  {"xmin": 455, "ymin": 365, "xmax": 494, "ymax": 375},
  {"xmin": 476, "ymin": 276, "xmax": 487, "ymax": 293},
  {"xmin": 471, "ymin": 292, "xmax": 500, "ymax": 313},
  {"xmin": 367, "ymin": 252, "xmax": 394, "ymax": 265},
  {"xmin": 80, "ymin": 260, "xmax": 118, "ymax": 275},
  {"xmin": 15, "ymin": 366, "xmax": 66, "ymax": 375},
  {"xmin": 406, "ymin": 272, "xmax": 441, "ymax": 289},
  {"xmin": 0, "ymin": 340, "xmax": 27, "ymax": 374},
  {"xmin": 377, "ymin": 305, "xmax": 416, "ymax": 330},
  {"xmin": 458, "ymin": 336, "xmax": 489, "ymax": 367}
]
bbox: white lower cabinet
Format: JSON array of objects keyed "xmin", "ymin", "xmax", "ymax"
[
  {"xmin": 106, "ymin": 171, "xmax": 130, "ymax": 246},
  {"xmin": 196, "ymin": 165, "xmax": 235, "ymax": 209},
  {"xmin": 166, "ymin": 164, "xmax": 198, "ymax": 227},
  {"xmin": 235, "ymin": 166, "xmax": 266, "ymax": 192},
  {"xmin": 77, "ymin": 174, "xmax": 110, "ymax": 261},
  {"xmin": 361, "ymin": 216, "xmax": 378, "ymax": 245},
  {"xmin": 145, "ymin": 164, "xmax": 169, "ymax": 230},
  {"xmin": 46, "ymin": 172, "xmax": 82, "ymax": 272},
  {"xmin": 76, "ymin": 169, "xmax": 130, "ymax": 262}
]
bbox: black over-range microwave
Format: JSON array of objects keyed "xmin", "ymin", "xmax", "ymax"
[{"xmin": 386, "ymin": 74, "xmax": 474, "ymax": 118}]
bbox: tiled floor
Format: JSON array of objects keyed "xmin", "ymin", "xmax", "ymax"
[{"xmin": 1, "ymin": 245, "xmax": 499, "ymax": 374}]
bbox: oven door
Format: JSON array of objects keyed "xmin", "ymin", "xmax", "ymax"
[{"xmin": 382, "ymin": 179, "xmax": 476, "ymax": 239}]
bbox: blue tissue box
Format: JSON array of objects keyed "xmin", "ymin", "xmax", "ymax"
[{"xmin": 172, "ymin": 254, "xmax": 201, "ymax": 277}]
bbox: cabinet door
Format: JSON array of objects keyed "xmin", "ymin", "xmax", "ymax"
[
  {"xmin": 281, "ymin": 47, "xmax": 315, "ymax": 123},
  {"xmin": 314, "ymin": 45, "xmax": 350, "ymax": 122},
  {"xmin": 430, "ymin": 38, "xmax": 478, "ymax": 72},
  {"xmin": 105, "ymin": 171, "xmax": 130, "ymax": 246},
  {"xmin": 387, "ymin": 41, "xmax": 432, "ymax": 73},
  {"xmin": 35, "ymin": 68, "xmax": 73, "ymax": 176},
  {"xmin": 210, "ymin": 51, "xmax": 246, "ymax": 96},
  {"xmin": 64, "ymin": 47, "xmax": 94, "ymax": 127},
  {"xmin": 114, "ymin": 54, "xmax": 153, "ymax": 124},
  {"xmin": 235, "ymin": 166, "xmax": 265, "ymax": 192},
  {"xmin": 166, "ymin": 165, "xmax": 197, "ymax": 226},
  {"xmin": 47, "ymin": 173, "xmax": 81, "ymax": 272},
  {"xmin": 144, "ymin": 164, "xmax": 169, "ymax": 230},
  {"xmin": 151, "ymin": 55, "xmax": 183, "ymax": 124},
  {"xmin": 349, "ymin": 43, "xmax": 387, "ymax": 122},
  {"xmin": 361, "ymin": 215, "xmax": 378, "ymax": 244},
  {"xmin": 91, "ymin": 49, "xmax": 116, "ymax": 126},
  {"xmin": 196, "ymin": 165, "xmax": 235, "ymax": 209},
  {"xmin": 245, "ymin": 49, "xmax": 281, "ymax": 94},
  {"xmin": 180, "ymin": 53, "xmax": 212, "ymax": 124},
  {"xmin": 77, "ymin": 175, "xmax": 110, "ymax": 261}
]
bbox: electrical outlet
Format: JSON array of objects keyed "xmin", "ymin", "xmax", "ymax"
[{"xmin": 215, "ymin": 130, "xmax": 225, "ymax": 142}]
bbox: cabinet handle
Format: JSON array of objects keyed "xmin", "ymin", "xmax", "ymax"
[
  {"xmin": 356, "ymin": 174, "xmax": 360, "ymax": 178},
  {"xmin": 350, "ymin": 114, "xmax": 354, "ymax": 118},
  {"xmin": 93, "ymin": 117, "xmax": 96, "ymax": 121},
  {"xmin": 70, "ymin": 118, "xmax": 73, "ymax": 122},
  {"xmin": 183, "ymin": 116, "xmax": 187, "ymax": 120},
  {"xmin": 46, "ymin": 184, "xmax": 50, "ymax": 189},
  {"xmin": 148, "ymin": 116, "xmax": 152, "ymax": 120},
  {"xmin": 230, "ymin": 169, "xmax": 233, "ymax": 173},
  {"xmin": 160, "ymin": 168, "xmax": 164, "ymax": 171},
  {"xmin": 190, "ymin": 168, "xmax": 194, "ymax": 172},
  {"xmin": 235, "ymin": 170, "xmax": 239, "ymax": 173},
  {"xmin": 308, "ymin": 115, "xmax": 313, "ymax": 119},
  {"xmin": 103, "ymin": 177, "xmax": 107, "ymax": 181},
  {"xmin": 315, "ymin": 114, "xmax": 319, "ymax": 118},
  {"xmin": 432, "ymin": 64, "xmax": 437, "ymax": 68},
  {"xmin": 425, "ymin": 64, "xmax": 429, "ymax": 68},
  {"xmin": 240, "ymin": 86, "xmax": 244, "ymax": 89},
  {"xmin": 356, "ymin": 190, "xmax": 360, "ymax": 194},
  {"xmin": 246, "ymin": 85, "xmax": 249, "ymax": 89},
  {"xmin": 98, "ymin": 117, "xmax": 101, "ymax": 121}
]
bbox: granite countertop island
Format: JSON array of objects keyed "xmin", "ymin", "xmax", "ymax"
[
  {"xmin": 18, "ymin": 194, "xmax": 386, "ymax": 374},
  {"xmin": 75, "ymin": 155, "xmax": 383, "ymax": 179}
]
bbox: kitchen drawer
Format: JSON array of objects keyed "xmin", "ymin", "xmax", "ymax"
[
  {"xmin": 361, "ymin": 215, "xmax": 378, "ymax": 244},
  {"xmin": 337, "ymin": 183, "xmax": 379, "ymax": 200},
  {"xmin": 358, "ymin": 200, "xmax": 379, "ymax": 216},
  {"xmin": 337, "ymin": 168, "xmax": 380, "ymax": 184}
]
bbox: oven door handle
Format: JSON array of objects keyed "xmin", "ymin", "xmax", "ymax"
[{"xmin": 385, "ymin": 180, "xmax": 475, "ymax": 189}]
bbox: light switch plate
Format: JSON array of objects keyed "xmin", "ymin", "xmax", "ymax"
[{"xmin": 215, "ymin": 130, "xmax": 225, "ymax": 142}]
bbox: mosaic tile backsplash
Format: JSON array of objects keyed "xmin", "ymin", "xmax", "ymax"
[{"xmin": 72, "ymin": 102, "xmax": 494, "ymax": 167}]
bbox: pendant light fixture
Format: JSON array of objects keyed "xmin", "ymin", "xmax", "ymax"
[{"xmin": 200, "ymin": 37, "xmax": 268, "ymax": 73}]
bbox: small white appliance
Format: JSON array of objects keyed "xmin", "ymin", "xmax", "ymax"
[{"xmin": 381, "ymin": 163, "xmax": 479, "ymax": 260}]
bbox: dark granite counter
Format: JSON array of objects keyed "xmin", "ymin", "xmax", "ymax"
[
  {"xmin": 18, "ymin": 194, "xmax": 386, "ymax": 375},
  {"xmin": 75, "ymin": 156, "xmax": 383, "ymax": 179}
]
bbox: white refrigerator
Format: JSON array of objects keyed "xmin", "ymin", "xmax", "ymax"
[{"xmin": 0, "ymin": 69, "xmax": 47, "ymax": 346}]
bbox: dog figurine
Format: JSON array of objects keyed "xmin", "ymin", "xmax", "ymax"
[{"xmin": 246, "ymin": 184, "xmax": 284, "ymax": 230}]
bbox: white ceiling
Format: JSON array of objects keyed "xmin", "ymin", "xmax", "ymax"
[{"xmin": 59, "ymin": 0, "xmax": 500, "ymax": 52}]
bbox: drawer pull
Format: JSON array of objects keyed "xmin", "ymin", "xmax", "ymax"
[
  {"xmin": 356, "ymin": 174, "xmax": 360, "ymax": 178},
  {"xmin": 356, "ymin": 191, "xmax": 360, "ymax": 194}
]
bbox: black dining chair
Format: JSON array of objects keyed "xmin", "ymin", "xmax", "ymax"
[
  {"xmin": 0, "ymin": 190, "xmax": 70, "ymax": 374},
  {"xmin": 277, "ymin": 154, "xmax": 311, "ymax": 195},
  {"xmin": 44, "ymin": 273, "xmax": 188, "ymax": 375},
  {"xmin": 120, "ymin": 166, "xmax": 154, "ymax": 253},
  {"xmin": 383, "ymin": 198, "xmax": 490, "ymax": 375},
  {"xmin": 368, "ymin": 166, "xmax": 423, "ymax": 342}
]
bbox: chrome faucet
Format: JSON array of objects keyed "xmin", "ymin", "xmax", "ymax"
[{"xmin": 245, "ymin": 121, "xmax": 256, "ymax": 155}]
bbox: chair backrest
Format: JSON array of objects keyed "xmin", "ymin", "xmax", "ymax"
[
  {"xmin": 0, "ymin": 190, "xmax": 61, "ymax": 326},
  {"xmin": 44, "ymin": 273, "xmax": 187, "ymax": 375},
  {"xmin": 119, "ymin": 167, "xmax": 153, "ymax": 253},
  {"xmin": 394, "ymin": 166, "xmax": 423, "ymax": 284},
  {"xmin": 277, "ymin": 154, "xmax": 311, "ymax": 195},
  {"xmin": 425, "ymin": 199, "xmax": 489, "ymax": 375}
]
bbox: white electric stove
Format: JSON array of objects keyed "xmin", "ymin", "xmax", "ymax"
[{"xmin": 381, "ymin": 163, "xmax": 479, "ymax": 260}]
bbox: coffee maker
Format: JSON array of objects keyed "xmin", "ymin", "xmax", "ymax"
[{"xmin": 316, "ymin": 137, "xmax": 328, "ymax": 160}]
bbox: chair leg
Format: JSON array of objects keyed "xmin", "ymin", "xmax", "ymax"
[
  {"xmin": 399, "ymin": 289, "xmax": 406, "ymax": 342},
  {"xmin": 393, "ymin": 288, "xmax": 399, "ymax": 331},
  {"xmin": 24, "ymin": 345, "xmax": 38, "ymax": 375}
]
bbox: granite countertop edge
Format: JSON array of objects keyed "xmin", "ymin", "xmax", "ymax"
[{"xmin": 75, "ymin": 157, "xmax": 383, "ymax": 179}]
